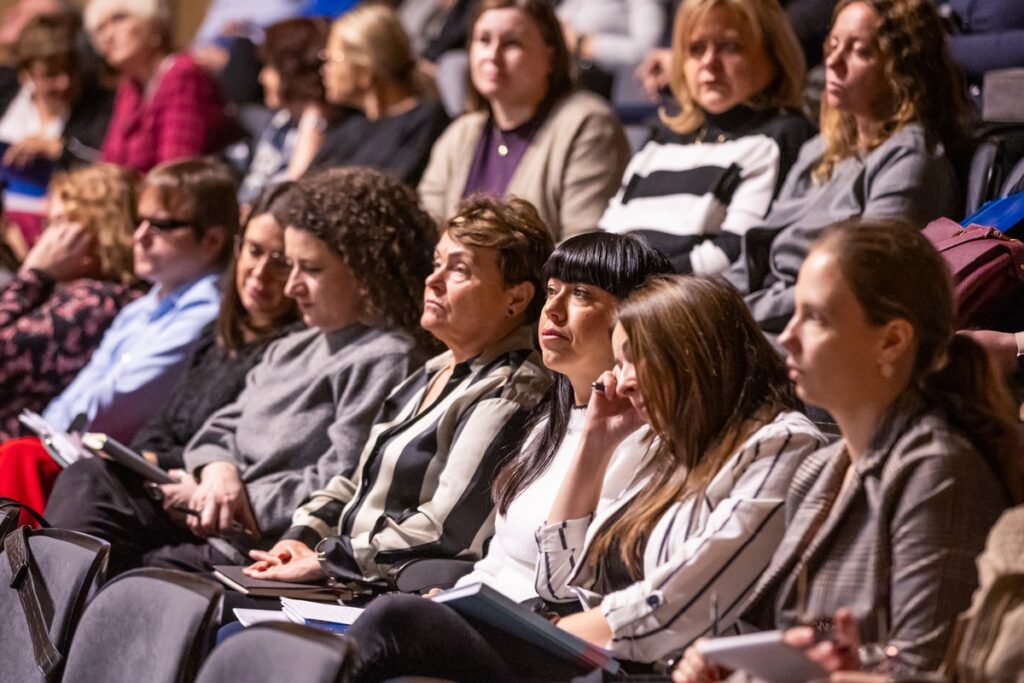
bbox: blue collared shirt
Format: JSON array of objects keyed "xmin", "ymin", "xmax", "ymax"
[{"xmin": 43, "ymin": 273, "xmax": 221, "ymax": 442}]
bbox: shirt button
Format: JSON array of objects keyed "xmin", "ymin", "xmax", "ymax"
[{"xmin": 647, "ymin": 595, "xmax": 659, "ymax": 607}]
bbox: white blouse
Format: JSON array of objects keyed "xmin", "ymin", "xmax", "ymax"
[{"xmin": 456, "ymin": 409, "xmax": 650, "ymax": 602}]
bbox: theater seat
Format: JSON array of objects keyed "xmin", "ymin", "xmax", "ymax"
[
  {"xmin": 1001, "ymin": 156, "xmax": 1024, "ymax": 197},
  {"xmin": 965, "ymin": 138, "xmax": 1005, "ymax": 215},
  {"xmin": 61, "ymin": 569, "xmax": 222, "ymax": 683},
  {"xmin": 0, "ymin": 527, "xmax": 109, "ymax": 683},
  {"xmin": 194, "ymin": 622, "xmax": 352, "ymax": 683}
]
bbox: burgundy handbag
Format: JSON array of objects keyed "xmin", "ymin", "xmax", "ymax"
[{"xmin": 922, "ymin": 217, "xmax": 1024, "ymax": 328}]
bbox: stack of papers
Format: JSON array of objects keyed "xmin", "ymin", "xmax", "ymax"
[{"xmin": 234, "ymin": 598, "xmax": 365, "ymax": 635}]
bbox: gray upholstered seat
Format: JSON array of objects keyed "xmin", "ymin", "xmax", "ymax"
[
  {"xmin": 61, "ymin": 568, "xmax": 222, "ymax": 683},
  {"xmin": 0, "ymin": 528, "xmax": 109, "ymax": 683},
  {"xmin": 194, "ymin": 622, "xmax": 352, "ymax": 683}
]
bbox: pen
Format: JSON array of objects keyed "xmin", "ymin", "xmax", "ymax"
[{"xmin": 168, "ymin": 504, "xmax": 256, "ymax": 538}]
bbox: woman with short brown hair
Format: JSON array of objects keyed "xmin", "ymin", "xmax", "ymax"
[{"xmin": 418, "ymin": 0, "xmax": 630, "ymax": 241}]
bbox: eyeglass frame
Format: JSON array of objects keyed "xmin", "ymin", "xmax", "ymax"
[{"xmin": 233, "ymin": 234, "xmax": 292, "ymax": 279}]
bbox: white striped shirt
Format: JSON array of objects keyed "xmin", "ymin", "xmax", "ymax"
[{"xmin": 535, "ymin": 410, "xmax": 826, "ymax": 662}]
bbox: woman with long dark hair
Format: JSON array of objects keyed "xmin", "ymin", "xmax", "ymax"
[{"xmin": 449, "ymin": 232, "xmax": 672, "ymax": 600}]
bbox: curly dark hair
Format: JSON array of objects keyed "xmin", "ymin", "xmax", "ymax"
[{"xmin": 281, "ymin": 167, "xmax": 437, "ymax": 344}]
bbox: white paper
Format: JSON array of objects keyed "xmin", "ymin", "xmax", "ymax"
[
  {"xmin": 279, "ymin": 597, "xmax": 365, "ymax": 625},
  {"xmin": 233, "ymin": 608, "xmax": 290, "ymax": 627}
]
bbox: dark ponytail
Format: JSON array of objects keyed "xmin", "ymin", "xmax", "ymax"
[
  {"xmin": 816, "ymin": 220, "xmax": 1024, "ymax": 504},
  {"xmin": 920, "ymin": 335, "xmax": 1024, "ymax": 503}
]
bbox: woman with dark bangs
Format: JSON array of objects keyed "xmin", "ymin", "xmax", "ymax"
[{"xmin": 442, "ymin": 232, "xmax": 672, "ymax": 601}]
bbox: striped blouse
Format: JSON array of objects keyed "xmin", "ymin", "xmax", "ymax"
[
  {"xmin": 535, "ymin": 409, "xmax": 826, "ymax": 662},
  {"xmin": 283, "ymin": 325, "xmax": 551, "ymax": 582}
]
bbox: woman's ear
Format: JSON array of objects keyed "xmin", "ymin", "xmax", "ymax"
[
  {"xmin": 878, "ymin": 318, "xmax": 914, "ymax": 373},
  {"xmin": 505, "ymin": 280, "xmax": 535, "ymax": 318}
]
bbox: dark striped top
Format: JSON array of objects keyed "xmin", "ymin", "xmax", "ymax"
[{"xmin": 283, "ymin": 325, "xmax": 551, "ymax": 582}]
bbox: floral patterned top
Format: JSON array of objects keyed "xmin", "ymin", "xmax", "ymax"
[{"xmin": 0, "ymin": 269, "xmax": 145, "ymax": 439}]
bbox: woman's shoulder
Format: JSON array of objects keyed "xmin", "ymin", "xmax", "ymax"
[
  {"xmin": 746, "ymin": 409, "xmax": 828, "ymax": 453},
  {"xmin": 547, "ymin": 89, "xmax": 619, "ymax": 124},
  {"xmin": 752, "ymin": 109, "xmax": 817, "ymax": 147}
]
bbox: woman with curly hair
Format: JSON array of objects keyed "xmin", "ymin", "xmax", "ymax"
[
  {"xmin": 45, "ymin": 167, "xmax": 436, "ymax": 575},
  {"xmin": 0, "ymin": 163, "xmax": 141, "ymax": 440},
  {"xmin": 724, "ymin": 0, "xmax": 973, "ymax": 336}
]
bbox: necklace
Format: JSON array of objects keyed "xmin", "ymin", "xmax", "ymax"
[
  {"xmin": 694, "ymin": 125, "xmax": 727, "ymax": 146},
  {"xmin": 494, "ymin": 125, "xmax": 510, "ymax": 157}
]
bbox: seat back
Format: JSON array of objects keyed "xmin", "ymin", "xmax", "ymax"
[
  {"xmin": 61, "ymin": 568, "xmax": 223, "ymax": 683},
  {"xmin": 1001, "ymin": 157, "xmax": 1024, "ymax": 198},
  {"xmin": 194, "ymin": 622, "xmax": 352, "ymax": 683},
  {"xmin": 965, "ymin": 138, "xmax": 1005, "ymax": 216},
  {"xmin": 0, "ymin": 528, "xmax": 108, "ymax": 683}
]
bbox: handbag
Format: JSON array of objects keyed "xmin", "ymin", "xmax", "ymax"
[
  {"xmin": 0, "ymin": 498, "xmax": 108, "ymax": 682},
  {"xmin": 922, "ymin": 217, "xmax": 1024, "ymax": 329}
]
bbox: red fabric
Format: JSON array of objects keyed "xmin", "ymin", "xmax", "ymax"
[
  {"xmin": 0, "ymin": 437, "xmax": 61, "ymax": 527},
  {"xmin": 101, "ymin": 53, "xmax": 230, "ymax": 173}
]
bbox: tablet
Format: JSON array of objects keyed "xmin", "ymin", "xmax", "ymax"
[
  {"xmin": 81, "ymin": 432, "xmax": 175, "ymax": 484},
  {"xmin": 695, "ymin": 630, "xmax": 829, "ymax": 683}
]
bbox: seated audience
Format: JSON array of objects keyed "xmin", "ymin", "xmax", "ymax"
[
  {"xmin": 241, "ymin": 195, "xmax": 553, "ymax": 585},
  {"xmin": 45, "ymin": 167, "xmax": 435, "ymax": 575},
  {"xmin": 236, "ymin": 19, "xmax": 330, "ymax": 204},
  {"xmin": 418, "ymin": 0, "xmax": 631, "ymax": 242},
  {"xmin": 0, "ymin": 157, "xmax": 234, "ymax": 520},
  {"xmin": 0, "ymin": 11, "xmax": 113, "ymax": 170},
  {"xmin": 674, "ymin": 220, "xmax": 1023, "ymax": 681},
  {"xmin": 340, "ymin": 274, "xmax": 824, "ymax": 680},
  {"xmin": 0, "ymin": 12, "xmax": 114, "ymax": 243},
  {"xmin": 85, "ymin": 0, "xmax": 232, "ymax": 173},
  {"xmin": 0, "ymin": 163, "xmax": 140, "ymax": 441},
  {"xmin": 306, "ymin": 4, "xmax": 449, "ymax": 186},
  {"xmin": 0, "ymin": 182, "xmax": 299, "ymax": 522},
  {"xmin": 600, "ymin": 0, "xmax": 814, "ymax": 275},
  {"xmin": 127, "ymin": 182, "xmax": 301, "ymax": 471},
  {"xmin": 446, "ymin": 232, "xmax": 672, "ymax": 601},
  {"xmin": 724, "ymin": 0, "xmax": 972, "ymax": 335}
]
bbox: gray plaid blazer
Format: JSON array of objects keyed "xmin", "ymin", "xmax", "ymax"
[{"xmin": 740, "ymin": 391, "xmax": 1010, "ymax": 673}]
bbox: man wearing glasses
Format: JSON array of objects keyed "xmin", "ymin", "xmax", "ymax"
[{"xmin": 42, "ymin": 158, "xmax": 236, "ymax": 443}]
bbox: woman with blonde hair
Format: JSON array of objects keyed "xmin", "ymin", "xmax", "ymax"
[
  {"xmin": 0, "ymin": 162, "xmax": 141, "ymax": 439},
  {"xmin": 307, "ymin": 3, "xmax": 449, "ymax": 185},
  {"xmin": 725, "ymin": 0, "xmax": 973, "ymax": 335},
  {"xmin": 601, "ymin": 0, "xmax": 816, "ymax": 275}
]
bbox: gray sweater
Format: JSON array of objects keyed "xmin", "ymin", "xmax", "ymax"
[
  {"xmin": 183, "ymin": 324, "xmax": 418, "ymax": 551},
  {"xmin": 725, "ymin": 124, "xmax": 956, "ymax": 333}
]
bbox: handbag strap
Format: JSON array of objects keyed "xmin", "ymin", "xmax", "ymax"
[
  {"xmin": 5, "ymin": 526, "xmax": 64, "ymax": 680},
  {"xmin": 0, "ymin": 496, "xmax": 50, "ymax": 529}
]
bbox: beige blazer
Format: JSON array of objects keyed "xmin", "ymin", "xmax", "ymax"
[{"xmin": 417, "ymin": 90, "xmax": 630, "ymax": 241}]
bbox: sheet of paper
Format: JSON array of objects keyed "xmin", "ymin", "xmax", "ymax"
[
  {"xmin": 279, "ymin": 597, "xmax": 365, "ymax": 625},
  {"xmin": 233, "ymin": 608, "xmax": 290, "ymax": 628}
]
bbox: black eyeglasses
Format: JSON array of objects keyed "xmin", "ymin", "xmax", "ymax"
[{"xmin": 138, "ymin": 215, "xmax": 196, "ymax": 232}]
